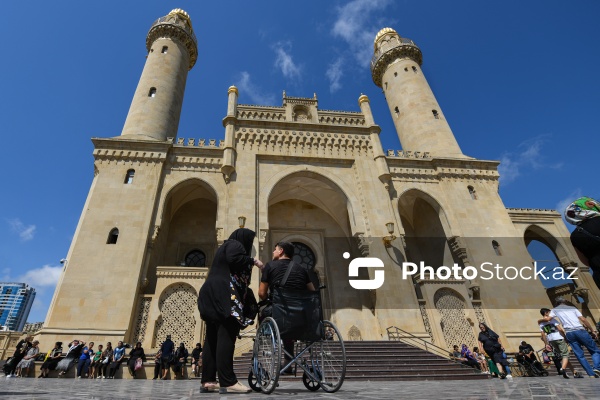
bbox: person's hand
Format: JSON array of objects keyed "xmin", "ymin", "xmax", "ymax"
[{"xmin": 254, "ymin": 258, "xmax": 264, "ymax": 269}]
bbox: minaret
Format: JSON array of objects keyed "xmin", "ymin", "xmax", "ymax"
[
  {"xmin": 120, "ymin": 9, "xmax": 198, "ymax": 141},
  {"xmin": 371, "ymin": 28, "xmax": 464, "ymax": 158}
]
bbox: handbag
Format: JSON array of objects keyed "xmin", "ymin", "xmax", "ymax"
[
  {"xmin": 134, "ymin": 357, "xmax": 143, "ymax": 371},
  {"xmin": 243, "ymin": 287, "xmax": 259, "ymax": 321}
]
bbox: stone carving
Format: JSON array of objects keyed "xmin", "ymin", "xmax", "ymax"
[
  {"xmin": 132, "ymin": 297, "xmax": 151, "ymax": 344},
  {"xmin": 419, "ymin": 302, "xmax": 434, "ymax": 343},
  {"xmin": 151, "ymin": 225, "xmax": 160, "ymax": 245},
  {"xmin": 448, "ymin": 236, "xmax": 472, "ymax": 266},
  {"xmin": 348, "ymin": 325, "xmax": 362, "ymax": 341},
  {"xmin": 216, "ymin": 228, "xmax": 224, "ymax": 241},
  {"xmin": 235, "ymin": 129, "xmax": 370, "ymax": 157},
  {"xmin": 473, "ymin": 302, "xmax": 487, "ymax": 325},
  {"xmin": 434, "ymin": 288, "xmax": 477, "ymax": 349},
  {"xmin": 153, "ymin": 283, "xmax": 197, "ymax": 349},
  {"xmin": 354, "ymin": 233, "xmax": 370, "ymax": 257}
]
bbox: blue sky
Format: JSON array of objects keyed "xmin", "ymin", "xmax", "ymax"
[{"xmin": 1, "ymin": 1, "xmax": 598, "ymax": 323}]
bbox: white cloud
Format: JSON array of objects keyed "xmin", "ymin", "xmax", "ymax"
[
  {"xmin": 326, "ymin": 57, "xmax": 344, "ymax": 93},
  {"xmin": 331, "ymin": 0, "xmax": 392, "ymax": 67},
  {"xmin": 273, "ymin": 42, "xmax": 301, "ymax": 80},
  {"xmin": 498, "ymin": 136, "xmax": 562, "ymax": 185},
  {"xmin": 17, "ymin": 265, "xmax": 62, "ymax": 288},
  {"xmin": 235, "ymin": 71, "xmax": 276, "ymax": 105},
  {"xmin": 8, "ymin": 218, "xmax": 36, "ymax": 241}
]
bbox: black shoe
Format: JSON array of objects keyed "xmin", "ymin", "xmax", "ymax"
[
  {"xmin": 500, "ymin": 373, "xmax": 506, "ymax": 379},
  {"xmin": 561, "ymin": 369, "xmax": 570, "ymax": 379}
]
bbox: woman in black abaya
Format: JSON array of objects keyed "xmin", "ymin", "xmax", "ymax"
[{"xmin": 198, "ymin": 228, "xmax": 264, "ymax": 394}]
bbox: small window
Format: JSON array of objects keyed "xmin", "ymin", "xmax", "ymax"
[
  {"xmin": 394, "ymin": 72, "xmax": 397, "ymax": 77},
  {"xmin": 404, "ymin": 67, "xmax": 408, "ymax": 72},
  {"xmin": 468, "ymin": 185, "xmax": 477, "ymax": 200},
  {"xmin": 384, "ymin": 82, "xmax": 388, "ymax": 89},
  {"xmin": 161, "ymin": 46, "xmax": 168, "ymax": 54},
  {"xmin": 107, "ymin": 228, "xmax": 119, "ymax": 244},
  {"xmin": 148, "ymin": 87, "xmax": 156, "ymax": 97},
  {"xmin": 492, "ymin": 240, "xmax": 502, "ymax": 256},
  {"xmin": 185, "ymin": 250, "xmax": 206, "ymax": 267},
  {"xmin": 124, "ymin": 169, "xmax": 135, "ymax": 184},
  {"xmin": 412, "ymin": 66, "xmax": 418, "ymax": 73},
  {"xmin": 432, "ymin": 110, "xmax": 439, "ymax": 119}
]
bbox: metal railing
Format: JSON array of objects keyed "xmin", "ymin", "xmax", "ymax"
[
  {"xmin": 234, "ymin": 327, "xmax": 257, "ymax": 357},
  {"xmin": 386, "ymin": 326, "xmax": 475, "ymax": 370}
]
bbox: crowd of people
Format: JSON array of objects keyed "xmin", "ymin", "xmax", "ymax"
[
  {"xmin": 2, "ymin": 336, "xmax": 201, "ymax": 380},
  {"xmin": 450, "ymin": 296, "xmax": 600, "ymax": 381}
]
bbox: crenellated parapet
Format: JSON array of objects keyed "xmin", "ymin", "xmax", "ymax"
[{"xmin": 172, "ymin": 137, "xmax": 225, "ymax": 148}]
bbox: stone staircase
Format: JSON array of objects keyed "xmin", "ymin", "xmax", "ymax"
[{"xmin": 233, "ymin": 340, "xmax": 489, "ymax": 381}]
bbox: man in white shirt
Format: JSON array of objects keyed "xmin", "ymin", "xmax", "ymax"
[
  {"xmin": 539, "ymin": 308, "xmax": 581, "ymax": 378},
  {"xmin": 541, "ymin": 297, "xmax": 600, "ymax": 377}
]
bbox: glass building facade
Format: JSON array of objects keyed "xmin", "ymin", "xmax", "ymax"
[{"xmin": 0, "ymin": 283, "xmax": 36, "ymax": 331}]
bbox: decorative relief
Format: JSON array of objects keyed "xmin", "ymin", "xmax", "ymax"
[
  {"xmin": 354, "ymin": 232, "xmax": 370, "ymax": 257},
  {"xmin": 387, "ymin": 150, "xmax": 431, "ymax": 159},
  {"xmin": 151, "ymin": 225, "xmax": 161, "ymax": 245},
  {"xmin": 473, "ymin": 302, "xmax": 487, "ymax": 325},
  {"xmin": 419, "ymin": 302, "xmax": 434, "ymax": 343},
  {"xmin": 156, "ymin": 267, "xmax": 207, "ymax": 279},
  {"xmin": 154, "ymin": 283, "xmax": 197, "ymax": 349},
  {"xmin": 353, "ymin": 164, "xmax": 371, "ymax": 236},
  {"xmin": 170, "ymin": 156, "xmax": 221, "ymax": 172},
  {"xmin": 238, "ymin": 109, "xmax": 286, "ymax": 121},
  {"xmin": 93, "ymin": 149, "xmax": 167, "ymax": 164},
  {"xmin": 348, "ymin": 326, "xmax": 362, "ymax": 341},
  {"xmin": 235, "ymin": 130, "xmax": 370, "ymax": 158},
  {"xmin": 434, "ymin": 288, "xmax": 477, "ymax": 349},
  {"xmin": 132, "ymin": 297, "xmax": 151, "ymax": 344},
  {"xmin": 447, "ymin": 236, "xmax": 472, "ymax": 266}
]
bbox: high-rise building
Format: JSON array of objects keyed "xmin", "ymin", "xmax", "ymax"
[
  {"xmin": 0, "ymin": 283, "xmax": 36, "ymax": 332},
  {"xmin": 37, "ymin": 9, "xmax": 599, "ymax": 353}
]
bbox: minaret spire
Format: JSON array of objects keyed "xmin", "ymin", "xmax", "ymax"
[
  {"xmin": 120, "ymin": 9, "xmax": 198, "ymax": 141},
  {"xmin": 371, "ymin": 28, "xmax": 465, "ymax": 158}
]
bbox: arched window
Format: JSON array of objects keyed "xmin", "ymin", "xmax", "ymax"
[
  {"xmin": 161, "ymin": 46, "xmax": 168, "ymax": 54},
  {"xmin": 148, "ymin": 87, "xmax": 156, "ymax": 97},
  {"xmin": 492, "ymin": 240, "xmax": 502, "ymax": 256},
  {"xmin": 432, "ymin": 110, "xmax": 439, "ymax": 119},
  {"xmin": 468, "ymin": 185, "xmax": 477, "ymax": 200},
  {"xmin": 185, "ymin": 250, "xmax": 206, "ymax": 267},
  {"xmin": 107, "ymin": 228, "xmax": 119, "ymax": 244},
  {"xmin": 124, "ymin": 169, "xmax": 135, "ymax": 184},
  {"xmin": 292, "ymin": 242, "xmax": 316, "ymax": 270},
  {"xmin": 412, "ymin": 66, "xmax": 418, "ymax": 73}
]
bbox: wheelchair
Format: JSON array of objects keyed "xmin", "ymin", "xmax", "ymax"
[
  {"xmin": 248, "ymin": 287, "xmax": 346, "ymax": 394},
  {"xmin": 516, "ymin": 353, "xmax": 548, "ymax": 377}
]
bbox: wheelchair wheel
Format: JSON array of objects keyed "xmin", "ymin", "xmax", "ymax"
[
  {"xmin": 312, "ymin": 320, "xmax": 346, "ymax": 393},
  {"xmin": 252, "ymin": 317, "xmax": 281, "ymax": 394},
  {"xmin": 248, "ymin": 370, "xmax": 261, "ymax": 392},
  {"xmin": 302, "ymin": 369, "xmax": 321, "ymax": 391}
]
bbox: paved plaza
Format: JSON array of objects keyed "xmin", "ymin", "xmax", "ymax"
[{"xmin": 2, "ymin": 377, "xmax": 600, "ymax": 399}]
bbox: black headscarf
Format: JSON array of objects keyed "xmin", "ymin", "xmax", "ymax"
[
  {"xmin": 479, "ymin": 323, "xmax": 499, "ymax": 340},
  {"xmin": 228, "ymin": 228, "xmax": 255, "ymax": 256}
]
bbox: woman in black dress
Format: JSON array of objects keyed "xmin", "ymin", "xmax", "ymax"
[
  {"xmin": 198, "ymin": 228, "xmax": 264, "ymax": 394},
  {"xmin": 477, "ymin": 323, "xmax": 511, "ymax": 378},
  {"xmin": 39, "ymin": 342, "xmax": 63, "ymax": 378},
  {"xmin": 127, "ymin": 342, "xmax": 146, "ymax": 378}
]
